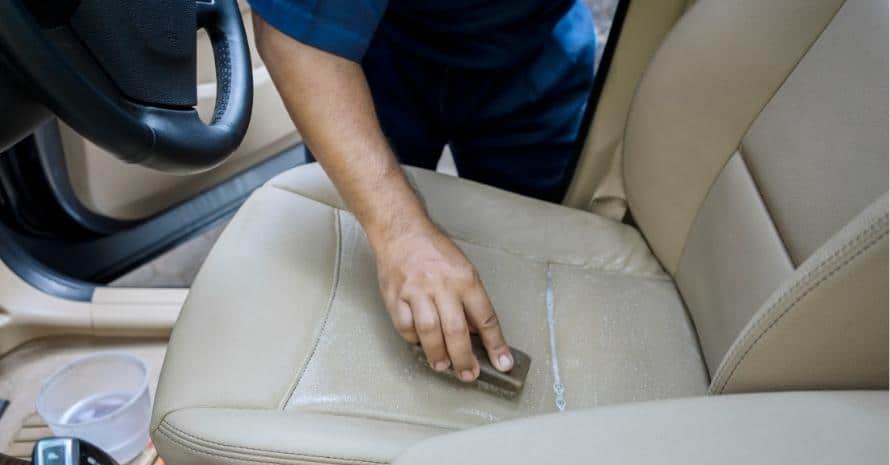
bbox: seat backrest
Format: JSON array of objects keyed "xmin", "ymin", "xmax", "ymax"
[{"xmin": 623, "ymin": 0, "xmax": 888, "ymax": 393}]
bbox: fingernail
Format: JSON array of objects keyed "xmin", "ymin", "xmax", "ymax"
[
  {"xmin": 459, "ymin": 370, "xmax": 474, "ymax": 382},
  {"xmin": 434, "ymin": 360, "xmax": 449, "ymax": 372},
  {"xmin": 498, "ymin": 353, "xmax": 514, "ymax": 371}
]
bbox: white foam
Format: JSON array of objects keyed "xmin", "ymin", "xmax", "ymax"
[{"xmin": 546, "ymin": 265, "xmax": 566, "ymax": 412}]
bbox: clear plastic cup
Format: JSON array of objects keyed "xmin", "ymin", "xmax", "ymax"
[{"xmin": 36, "ymin": 352, "xmax": 151, "ymax": 464}]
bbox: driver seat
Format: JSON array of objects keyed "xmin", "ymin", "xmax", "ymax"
[{"xmin": 151, "ymin": 0, "xmax": 888, "ymax": 463}]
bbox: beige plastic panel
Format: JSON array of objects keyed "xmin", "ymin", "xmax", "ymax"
[
  {"xmin": 60, "ymin": 1, "xmax": 300, "ymax": 220},
  {"xmin": 0, "ymin": 258, "xmax": 184, "ymax": 356},
  {"xmin": 562, "ymin": 0, "xmax": 688, "ymax": 212}
]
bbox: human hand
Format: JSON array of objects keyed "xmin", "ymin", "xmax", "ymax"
[{"xmin": 373, "ymin": 220, "xmax": 513, "ymax": 382}]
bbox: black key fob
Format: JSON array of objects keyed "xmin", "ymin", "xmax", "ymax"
[{"xmin": 32, "ymin": 438, "xmax": 119, "ymax": 465}]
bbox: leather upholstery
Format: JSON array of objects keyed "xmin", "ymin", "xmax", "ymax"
[
  {"xmin": 153, "ymin": 0, "xmax": 888, "ymax": 463},
  {"xmin": 711, "ymin": 194, "xmax": 889, "ymax": 393},
  {"xmin": 624, "ymin": 0, "xmax": 847, "ymax": 272},
  {"xmin": 625, "ymin": 0, "xmax": 888, "ymax": 384},
  {"xmin": 152, "ymin": 164, "xmax": 708, "ymax": 464},
  {"xmin": 739, "ymin": 0, "xmax": 888, "ymax": 265},
  {"xmin": 675, "ymin": 154, "xmax": 795, "ymax": 371},
  {"xmin": 394, "ymin": 391, "xmax": 889, "ymax": 465}
]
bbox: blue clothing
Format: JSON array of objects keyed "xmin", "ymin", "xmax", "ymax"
[
  {"xmin": 250, "ymin": 0, "xmax": 576, "ymax": 68},
  {"xmin": 251, "ymin": 0, "xmax": 596, "ymax": 201}
]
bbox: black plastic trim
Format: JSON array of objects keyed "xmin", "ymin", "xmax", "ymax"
[
  {"xmin": 33, "ymin": 121, "xmax": 141, "ymax": 235},
  {"xmin": 0, "ymin": 221, "xmax": 96, "ymax": 301},
  {"xmin": 0, "ymin": 56, "xmax": 51, "ymax": 154}
]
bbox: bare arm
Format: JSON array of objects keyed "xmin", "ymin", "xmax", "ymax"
[{"xmin": 253, "ymin": 14, "xmax": 514, "ymax": 379}]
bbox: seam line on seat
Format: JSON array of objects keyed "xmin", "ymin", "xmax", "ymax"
[
  {"xmin": 156, "ymin": 428, "xmax": 281, "ymax": 465},
  {"xmin": 290, "ymin": 406, "xmax": 463, "ymax": 431},
  {"xmin": 667, "ymin": 0, "xmax": 847, "ymax": 274},
  {"xmin": 268, "ymin": 182, "xmax": 668, "ymax": 280},
  {"xmin": 712, "ymin": 214, "xmax": 888, "ymax": 393},
  {"xmin": 268, "ymin": 183, "xmax": 347, "ymax": 211},
  {"xmin": 157, "ymin": 424, "xmax": 385, "ymax": 465},
  {"xmin": 159, "ymin": 420, "xmax": 387, "ymax": 464},
  {"xmin": 278, "ymin": 208, "xmax": 344, "ymax": 410},
  {"xmin": 734, "ymin": 148, "xmax": 795, "ymax": 266}
]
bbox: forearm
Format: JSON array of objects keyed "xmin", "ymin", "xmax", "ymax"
[
  {"xmin": 253, "ymin": 14, "xmax": 512, "ymax": 377},
  {"xmin": 253, "ymin": 13, "xmax": 433, "ymax": 249}
]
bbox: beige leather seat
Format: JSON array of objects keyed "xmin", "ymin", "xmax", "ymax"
[{"xmin": 151, "ymin": 0, "xmax": 888, "ymax": 463}]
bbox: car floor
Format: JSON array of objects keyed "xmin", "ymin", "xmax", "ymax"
[
  {"xmin": 109, "ymin": 218, "xmax": 230, "ymax": 288},
  {"xmin": 0, "ymin": 337, "xmax": 168, "ymax": 464}
]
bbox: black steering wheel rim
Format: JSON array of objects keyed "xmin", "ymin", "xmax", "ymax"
[{"xmin": 0, "ymin": 0, "xmax": 252, "ymax": 174}]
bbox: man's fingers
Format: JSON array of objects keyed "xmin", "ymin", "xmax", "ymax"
[
  {"xmin": 435, "ymin": 292, "xmax": 478, "ymax": 382},
  {"xmin": 463, "ymin": 284, "xmax": 513, "ymax": 372},
  {"xmin": 392, "ymin": 300, "xmax": 419, "ymax": 343},
  {"xmin": 410, "ymin": 295, "xmax": 450, "ymax": 372}
]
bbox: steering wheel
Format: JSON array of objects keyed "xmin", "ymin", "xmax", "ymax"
[{"xmin": 0, "ymin": 0, "xmax": 252, "ymax": 174}]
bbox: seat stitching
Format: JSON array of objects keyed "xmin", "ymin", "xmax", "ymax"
[
  {"xmin": 160, "ymin": 421, "xmax": 387, "ymax": 464},
  {"xmin": 278, "ymin": 208, "xmax": 344, "ymax": 409},
  {"xmin": 165, "ymin": 406, "xmax": 459, "ymax": 432},
  {"xmin": 156, "ymin": 427, "xmax": 283, "ymax": 465},
  {"xmin": 290, "ymin": 406, "xmax": 462, "ymax": 431},
  {"xmin": 157, "ymin": 424, "xmax": 386, "ymax": 465},
  {"xmin": 713, "ymin": 215, "xmax": 888, "ymax": 393},
  {"xmin": 714, "ymin": 217, "xmax": 886, "ymax": 392}
]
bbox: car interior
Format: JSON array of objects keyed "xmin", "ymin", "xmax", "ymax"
[{"xmin": 0, "ymin": 0, "xmax": 887, "ymax": 464}]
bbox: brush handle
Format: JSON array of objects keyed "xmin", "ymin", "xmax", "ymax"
[{"xmin": 410, "ymin": 335, "xmax": 531, "ymax": 397}]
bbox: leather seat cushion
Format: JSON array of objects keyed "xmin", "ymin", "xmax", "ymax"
[{"xmin": 151, "ymin": 163, "xmax": 708, "ymax": 464}]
